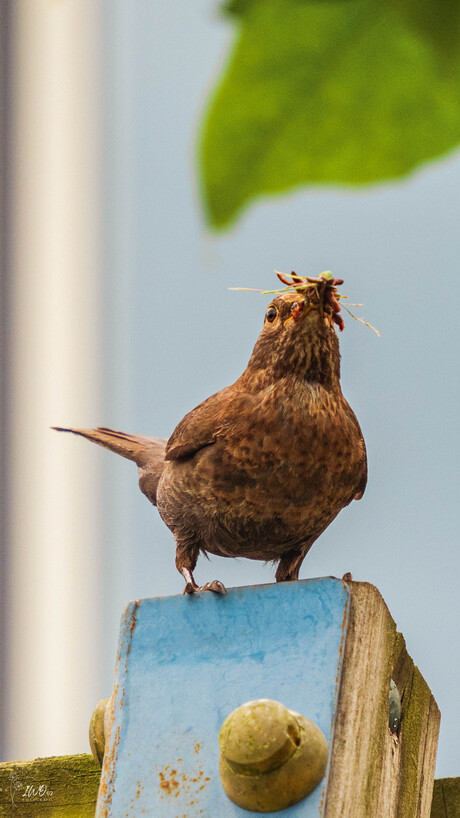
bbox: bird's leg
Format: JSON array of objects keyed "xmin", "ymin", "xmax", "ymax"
[
  {"xmin": 175, "ymin": 538, "xmax": 200, "ymax": 594},
  {"xmin": 176, "ymin": 540, "xmax": 226, "ymax": 595},
  {"xmin": 179, "ymin": 565, "xmax": 199, "ymax": 594},
  {"xmin": 275, "ymin": 548, "xmax": 307, "ymax": 583}
]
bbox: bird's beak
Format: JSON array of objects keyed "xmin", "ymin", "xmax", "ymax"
[
  {"xmin": 284, "ymin": 300, "xmax": 306, "ymax": 324},
  {"xmin": 290, "ymin": 301, "xmax": 305, "ymax": 321},
  {"xmin": 286, "ymin": 299, "xmax": 317, "ymax": 323}
]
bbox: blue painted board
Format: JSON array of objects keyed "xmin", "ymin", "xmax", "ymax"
[{"xmin": 97, "ymin": 578, "xmax": 349, "ymax": 817}]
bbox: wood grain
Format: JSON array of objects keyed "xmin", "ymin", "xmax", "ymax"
[
  {"xmin": 431, "ymin": 778, "xmax": 460, "ymax": 818},
  {"xmin": 325, "ymin": 581, "xmax": 440, "ymax": 818},
  {"xmin": 0, "ymin": 754, "xmax": 100, "ymax": 817}
]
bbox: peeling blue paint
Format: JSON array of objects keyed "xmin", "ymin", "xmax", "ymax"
[{"xmin": 97, "ymin": 578, "xmax": 349, "ymax": 816}]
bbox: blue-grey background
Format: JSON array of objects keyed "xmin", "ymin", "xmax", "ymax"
[{"xmin": 3, "ymin": 0, "xmax": 459, "ymax": 776}]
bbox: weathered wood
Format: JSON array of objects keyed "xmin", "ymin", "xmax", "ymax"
[
  {"xmin": 0, "ymin": 581, "xmax": 442, "ymax": 816},
  {"xmin": 431, "ymin": 778, "xmax": 460, "ymax": 818},
  {"xmin": 325, "ymin": 581, "xmax": 440, "ymax": 818},
  {"xmin": 0, "ymin": 752, "xmax": 454, "ymax": 816},
  {"xmin": 0, "ymin": 753, "xmax": 100, "ymax": 817}
]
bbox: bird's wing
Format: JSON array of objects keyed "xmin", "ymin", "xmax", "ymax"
[
  {"xmin": 353, "ymin": 429, "xmax": 367, "ymax": 500},
  {"xmin": 165, "ymin": 386, "xmax": 247, "ymax": 461},
  {"xmin": 337, "ymin": 399, "xmax": 368, "ymax": 501},
  {"xmin": 353, "ymin": 464, "xmax": 367, "ymax": 501},
  {"xmin": 165, "ymin": 392, "xmax": 223, "ymax": 460}
]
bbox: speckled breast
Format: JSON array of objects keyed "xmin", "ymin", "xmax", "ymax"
[{"xmin": 157, "ymin": 386, "xmax": 366, "ymax": 561}]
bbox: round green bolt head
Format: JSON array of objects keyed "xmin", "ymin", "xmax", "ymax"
[
  {"xmin": 219, "ymin": 699, "xmax": 328, "ymax": 813},
  {"xmin": 89, "ymin": 698, "xmax": 110, "ymax": 766}
]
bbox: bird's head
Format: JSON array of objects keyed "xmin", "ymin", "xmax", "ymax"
[{"xmin": 245, "ymin": 274, "xmax": 344, "ymax": 389}]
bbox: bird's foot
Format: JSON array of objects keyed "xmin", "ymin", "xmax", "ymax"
[
  {"xmin": 183, "ymin": 579, "xmax": 226, "ymax": 595},
  {"xmin": 183, "ymin": 580, "xmax": 199, "ymax": 595},
  {"xmin": 180, "ymin": 566, "xmax": 226, "ymax": 595},
  {"xmin": 201, "ymin": 580, "xmax": 226, "ymax": 594}
]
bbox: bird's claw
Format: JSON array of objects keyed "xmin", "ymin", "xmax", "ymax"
[
  {"xmin": 202, "ymin": 580, "xmax": 227, "ymax": 594},
  {"xmin": 183, "ymin": 579, "xmax": 227, "ymax": 595}
]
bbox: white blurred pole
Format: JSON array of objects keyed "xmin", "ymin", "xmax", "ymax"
[{"xmin": 7, "ymin": 0, "xmax": 103, "ymax": 759}]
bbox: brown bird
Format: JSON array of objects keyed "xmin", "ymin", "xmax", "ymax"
[{"xmin": 54, "ymin": 272, "xmax": 367, "ymax": 594}]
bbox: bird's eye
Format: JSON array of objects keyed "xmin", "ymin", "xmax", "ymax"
[{"xmin": 265, "ymin": 305, "xmax": 278, "ymax": 323}]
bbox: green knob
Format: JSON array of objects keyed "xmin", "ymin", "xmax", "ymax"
[
  {"xmin": 219, "ymin": 699, "xmax": 328, "ymax": 812},
  {"xmin": 89, "ymin": 698, "xmax": 110, "ymax": 766}
]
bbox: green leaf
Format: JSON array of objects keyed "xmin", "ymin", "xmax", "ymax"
[{"xmin": 199, "ymin": 0, "xmax": 460, "ymax": 228}]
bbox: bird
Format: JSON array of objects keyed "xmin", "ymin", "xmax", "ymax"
[{"xmin": 53, "ymin": 272, "xmax": 367, "ymax": 595}]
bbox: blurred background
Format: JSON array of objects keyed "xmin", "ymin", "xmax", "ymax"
[{"xmin": 1, "ymin": 0, "xmax": 459, "ymax": 778}]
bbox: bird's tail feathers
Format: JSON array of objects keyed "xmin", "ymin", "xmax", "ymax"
[{"xmin": 52, "ymin": 426, "xmax": 166, "ymax": 467}]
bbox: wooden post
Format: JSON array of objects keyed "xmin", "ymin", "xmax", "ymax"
[
  {"xmin": 430, "ymin": 778, "xmax": 460, "ymax": 817},
  {"xmin": 0, "ymin": 754, "xmax": 100, "ymax": 817},
  {"xmin": 1, "ymin": 759, "xmax": 458, "ymax": 816},
  {"xmin": 95, "ymin": 579, "xmax": 440, "ymax": 816},
  {"xmin": 0, "ymin": 580, "xmax": 443, "ymax": 816},
  {"xmin": 325, "ymin": 581, "xmax": 440, "ymax": 817}
]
